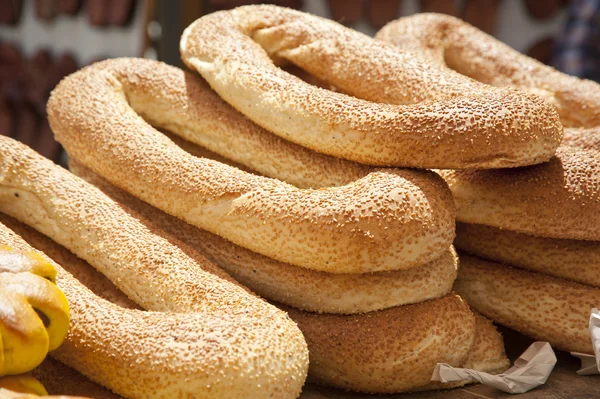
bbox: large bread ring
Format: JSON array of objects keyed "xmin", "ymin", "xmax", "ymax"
[
  {"xmin": 376, "ymin": 13, "xmax": 600, "ymax": 128},
  {"xmin": 438, "ymin": 147, "xmax": 600, "ymax": 241},
  {"xmin": 47, "ymin": 59, "xmax": 456, "ymax": 274},
  {"xmin": 180, "ymin": 5, "xmax": 562, "ymax": 169},
  {"xmin": 3, "ymin": 209, "xmax": 506, "ymax": 395},
  {"xmin": 455, "ymin": 222, "xmax": 600, "ymax": 288},
  {"xmin": 455, "ymin": 253, "xmax": 600, "ymax": 354},
  {"xmin": 112, "ymin": 58, "xmax": 371, "ymax": 189},
  {"xmin": 0, "ymin": 138, "xmax": 309, "ymax": 399},
  {"xmin": 70, "ymin": 159, "xmax": 458, "ymax": 314},
  {"xmin": 286, "ymin": 294, "xmax": 476, "ymax": 393}
]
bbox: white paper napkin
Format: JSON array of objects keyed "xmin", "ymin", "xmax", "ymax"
[
  {"xmin": 571, "ymin": 308, "xmax": 600, "ymax": 376},
  {"xmin": 431, "ymin": 341, "xmax": 557, "ymax": 394}
]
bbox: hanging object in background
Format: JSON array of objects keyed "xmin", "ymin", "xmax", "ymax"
[
  {"xmin": 463, "ymin": 0, "xmax": 500, "ymax": 34},
  {"xmin": 58, "ymin": 0, "xmax": 82, "ymax": 15},
  {"xmin": 525, "ymin": 0, "xmax": 566, "ymax": 19},
  {"xmin": 367, "ymin": 0, "xmax": 402, "ymax": 29},
  {"xmin": 328, "ymin": 0, "xmax": 363, "ymax": 24},
  {"xmin": 420, "ymin": 0, "xmax": 459, "ymax": 16},
  {"xmin": 0, "ymin": 43, "xmax": 77, "ymax": 163},
  {"xmin": 208, "ymin": 0, "xmax": 304, "ymax": 12},
  {"xmin": 35, "ymin": 0, "xmax": 58, "ymax": 21},
  {"xmin": 526, "ymin": 36, "xmax": 555, "ymax": 65},
  {"xmin": 0, "ymin": 0, "xmax": 23, "ymax": 25},
  {"xmin": 86, "ymin": 0, "xmax": 137, "ymax": 27}
]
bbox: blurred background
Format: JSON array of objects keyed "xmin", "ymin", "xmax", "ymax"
[{"xmin": 1, "ymin": 0, "xmax": 598, "ymax": 164}]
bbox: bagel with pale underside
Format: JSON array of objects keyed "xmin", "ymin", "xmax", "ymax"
[
  {"xmin": 285, "ymin": 294, "xmax": 507, "ymax": 393},
  {"xmin": 119, "ymin": 59, "xmax": 370, "ymax": 189},
  {"xmin": 438, "ymin": 147, "xmax": 600, "ymax": 241},
  {"xmin": 70, "ymin": 159, "xmax": 458, "ymax": 314},
  {"xmin": 376, "ymin": 13, "xmax": 600, "ymax": 128},
  {"xmin": 455, "ymin": 222, "xmax": 600, "ymax": 288},
  {"xmin": 0, "ymin": 138, "xmax": 309, "ymax": 399},
  {"xmin": 180, "ymin": 5, "xmax": 562, "ymax": 169},
  {"xmin": 455, "ymin": 253, "xmax": 600, "ymax": 354},
  {"xmin": 48, "ymin": 59, "xmax": 456, "ymax": 274}
]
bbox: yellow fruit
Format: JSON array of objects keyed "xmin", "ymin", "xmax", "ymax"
[
  {"xmin": 0, "ymin": 375, "xmax": 48, "ymax": 395},
  {"xmin": 0, "ymin": 247, "xmax": 70, "ymax": 376}
]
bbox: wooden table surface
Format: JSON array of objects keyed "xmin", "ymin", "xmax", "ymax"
[{"xmin": 301, "ymin": 327, "xmax": 599, "ymax": 399}]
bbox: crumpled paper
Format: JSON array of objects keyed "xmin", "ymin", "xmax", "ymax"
[
  {"xmin": 571, "ymin": 308, "xmax": 600, "ymax": 376},
  {"xmin": 431, "ymin": 341, "xmax": 557, "ymax": 394}
]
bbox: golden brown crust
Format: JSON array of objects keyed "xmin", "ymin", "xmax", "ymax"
[
  {"xmin": 418, "ymin": 312, "xmax": 510, "ymax": 392},
  {"xmin": 455, "ymin": 222, "xmax": 600, "ymax": 288},
  {"xmin": 0, "ymin": 139, "xmax": 309, "ymax": 398},
  {"xmin": 376, "ymin": 13, "xmax": 600, "ymax": 128},
  {"xmin": 70, "ymin": 159, "xmax": 458, "ymax": 314},
  {"xmin": 0, "ymin": 214, "xmax": 140, "ymax": 311},
  {"xmin": 181, "ymin": 5, "xmax": 562, "ymax": 169},
  {"xmin": 5, "ymin": 213, "xmax": 503, "ymax": 395},
  {"xmin": 562, "ymin": 127, "xmax": 600, "ymax": 153},
  {"xmin": 122, "ymin": 60, "xmax": 371, "ymax": 188},
  {"xmin": 284, "ymin": 294, "xmax": 477, "ymax": 393},
  {"xmin": 463, "ymin": 313, "xmax": 510, "ymax": 374},
  {"xmin": 438, "ymin": 147, "xmax": 600, "ymax": 240},
  {"xmin": 48, "ymin": 59, "xmax": 456, "ymax": 273},
  {"xmin": 455, "ymin": 253, "xmax": 600, "ymax": 354}
]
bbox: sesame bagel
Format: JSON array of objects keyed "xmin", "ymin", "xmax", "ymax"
[
  {"xmin": 376, "ymin": 13, "xmax": 600, "ymax": 128},
  {"xmin": 455, "ymin": 253, "xmax": 600, "ymax": 354},
  {"xmin": 438, "ymin": 147, "xmax": 600, "ymax": 241},
  {"xmin": 562, "ymin": 127, "xmax": 600, "ymax": 153},
  {"xmin": 117, "ymin": 58, "xmax": 371, "ymax": 188},
  {"xmin": 0, "ymin": 138, "xmax": 308, "ymax": 399},
  {"xmin": 5, "ymin": 213, "xmax": 506, "ymax": 395},
  {"xmin": 48, "ymin": 60, "xmax": 456, "ymax": 274},
  {"xmin": 455, "ymin": 222, "xmax": 600, "ymax": 288},
  {"xmin": 70, "ymin": 159, "xmax": 458, "ymax": 314},
  {"xmin": 285, "ymin": 294, "xmax": 486, "ymax": 393},
  {"xmin": 181, "ymin": 5, "xmax": 562, "ymax": 169}
]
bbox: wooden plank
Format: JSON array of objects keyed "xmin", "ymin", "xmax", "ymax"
[{"xmin": 302, "ymin": 327, "xmax": 599, "ymax": 398}]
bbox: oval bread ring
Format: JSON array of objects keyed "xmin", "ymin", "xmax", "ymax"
[
  {"xmin": 4, "ymin": 213, "xmax": 507, "ymax": 394},
  {"xmin": 180, "ymin": 5, "xmax": 562, "ymax": 169},
  {"xmin": 116, "ymin": 58, "xmax": 372, "ymax": 189},
  {"xmin": 455, "ymin": 252, "xmax": 600, "ymax": 354},
  {"xmin": 70, "ymin": 159, "xmax": 458, "ymax": 314},
  {"xmin": 376, "ymin": 13, "xmax": 600, "ymax": 128},
  {"xmin": 0, "ymin": 137, "xmax": 308, "ymax": 398},
  {"xmin": 455, "ymin": 222, "xmax": 600, "ymax": 288},
  {"xmin": 438, "ymin": 147, "xmax": 600, "ymax": 241},
  {"xmin": 48, "ymin": 59, "xmax": 456, "ymax": 274},
  {"xmin": 285, "ymin": 294, "xmax": 500, "ymax": 393}
]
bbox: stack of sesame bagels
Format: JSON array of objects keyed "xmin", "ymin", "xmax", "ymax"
[
  {"xmin": 56, "ymin": 3, "xmax": 600, "ymax": 393},
  {"xmin": 13, "ymin": 3, "xmax": 600, "ymax": 396},
  {"xmin": 0, "ymin": 136, "xmax": 309, "ymax": 398},
  {"xmin": 47, "ymin": 55, "xmax": 511, "ymax": 394},
  {"xmin": 377, "ymin": 13, "xmax": 600, "ymax": 355}
]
